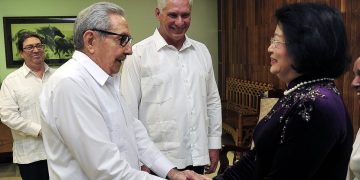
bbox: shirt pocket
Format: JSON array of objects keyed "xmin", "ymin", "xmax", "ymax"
[
  {"xmin": 14, "ymin": 87, "xmax": 37, "ymax": 116},
  {"xmin": 147, "ymin": 119, "xmax": 179, "ymax": 151},
  {"xmin": 140, "ymin": 73, "xmax": 173, "ymax": 103},
  {"xmin": 14, "ymin": 137, "xmax": 40, "ymax": 156}
]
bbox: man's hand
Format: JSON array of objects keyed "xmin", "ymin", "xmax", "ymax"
[
  {"xmin": 141, "ymin": 165, "xmax": 151, "ymax": 173},
  {"xmin": 167, "ymin": 169, "xmax": 210, "ymax": 180},
  {"xmin": 205, "ymin": 149, "xmax": 219, "ymax": 174}
]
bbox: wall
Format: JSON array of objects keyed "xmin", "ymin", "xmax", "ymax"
[{"xmin": 0, "ymin": 0, "xmax": 218, "ymax": 81}]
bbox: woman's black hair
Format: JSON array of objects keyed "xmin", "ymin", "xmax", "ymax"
[{"xmin": 275, "ymin": 3, "xmax": 351, "ymax": 78}]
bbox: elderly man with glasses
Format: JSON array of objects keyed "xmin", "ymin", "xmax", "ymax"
[
  {"xmin": 39, "ymin": 2, "xmax": 209, "ymax": 180},
  {"xmin": 0, "ymin": 32, "xmax": 54, "ymax": 180}
]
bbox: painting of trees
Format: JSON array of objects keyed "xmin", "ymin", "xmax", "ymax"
[{"xmin": 3, "ymin": 16, "xmax": 76, "ymax": 67}]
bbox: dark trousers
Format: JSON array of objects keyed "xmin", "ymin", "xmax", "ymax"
[
  {"xmin": 18, "ymin": 160, "xmax": 49, "ymax": 180},
  {"xmin": 177, "ymin": 165, "xmax": 205, "ymax": 174},
  {"xmin": 151, "ymin": 165, "xmax": 205, "ymax": 177}
]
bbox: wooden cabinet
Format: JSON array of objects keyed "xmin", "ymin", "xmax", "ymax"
[
  {"xmin": 0, "ymin": 84, "xmax": 13, "ymax": 162},
  {"xmin": 0, "ymin": 122, "xmax": 12, "ymax": 153}
]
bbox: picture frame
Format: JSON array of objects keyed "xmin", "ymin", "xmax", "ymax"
[{"xmin": 3, "ymin": 16, "xmax": 76, "ymax": 68}]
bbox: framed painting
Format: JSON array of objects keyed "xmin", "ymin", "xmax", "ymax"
[{"xmin": 3, "ymin": 16, "xmax": 76, "ymax": 67}]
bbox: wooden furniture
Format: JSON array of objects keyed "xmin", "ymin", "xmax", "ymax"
[
  {"xmin": 218, "ymin": 0, "xmax": 360, "ymax": 137},
  {"xmin": 0, "ymin": 83, "xmax": 13, "ymax": 163},
  {"xmin": 0, "ymin": 122, "xmax": 13, "ymax": 163},
  {"xmin": 218, "ymin": 89, "xmax": 283, "ymax": 174},
  {"xmin": 222, "ymin": 78, "xmax": 273, "ymax": 146},
  {"xmin": 218, "ymin": 144, "xmax": 250, "ymax": 174}
]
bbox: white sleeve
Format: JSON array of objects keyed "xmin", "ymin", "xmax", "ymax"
[
  {"xmin": 203, "ymin": 47, "xmax": 222, "ymax": 149},
  {"xmin": 0, "ymin": 78, "xmax": 41, "ymax": 137},
  {"xmin": 131, "ymin": 116, "xmax": 175, "ymax": 178}
]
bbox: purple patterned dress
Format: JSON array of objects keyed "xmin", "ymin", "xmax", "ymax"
[{"xmin": 215, "ymin": 75, "xmax": 353, "ymax": 180}]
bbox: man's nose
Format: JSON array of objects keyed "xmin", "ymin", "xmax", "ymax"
[
  {"xmin": 175, "ymin": 16, "xmax": 184, "ymax": 26},
  {"xmin": 124, "ymin": 43, "xmax": 133, "ymax": 55}
]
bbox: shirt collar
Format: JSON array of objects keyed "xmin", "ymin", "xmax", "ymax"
[
  {"xmin": 21, "ymin": 62, "xmax": 50, "ymax": 77},
  {"xmin": 72, "ymin": 50, "xmax": 112, "ymax": 86},
  {"xmin": 153, "ymin": 28, "xmax": 193, "ymax": 52}
]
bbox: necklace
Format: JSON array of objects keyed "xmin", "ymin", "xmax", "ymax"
[{"xmin": 283, "ymin": 78, "xmax": 334, "ymax": 95}]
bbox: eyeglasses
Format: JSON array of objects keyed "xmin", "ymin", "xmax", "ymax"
[
  {"xmin": 270, "ymin": 37, "xmax": 286, "ymax": 49},
  {"xmin": 23, "ymin": 43, "xmax": 45, "ymax": 51},
  {"xmin": 91, "ymin": 29, "xmax": 132, "ymax": 47}
]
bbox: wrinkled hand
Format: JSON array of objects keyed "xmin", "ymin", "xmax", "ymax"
[
  {"xmin": 205, "ymin": 149, "xmax": 219, "ymax": 174},
  {"xmin": 141, "ymin": 165, "xmax": 151, "ymax": 173},
  {"xmin": 167, "ymin": 169, "xmax": 210, "ymax": 180}
]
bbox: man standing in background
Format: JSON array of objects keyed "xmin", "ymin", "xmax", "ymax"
[
  {"xmin": 0, "ymin": 32, "xmax": 53, "ymax": 180},
  {"xmin": 121, "ymin": 0, "xmax": 222, "ymax": 175},
  {"xmin": 347, "ymin": 57, "xmax": 360, "ymax": 180}
]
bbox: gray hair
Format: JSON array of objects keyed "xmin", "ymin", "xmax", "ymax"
[
  {"xmin": 157, "ymin": 0, "xmax": 193, "ymax": 12},
  {"xmin": 73, "ymin": 2, "xmax": 125, "ymax": 50}
]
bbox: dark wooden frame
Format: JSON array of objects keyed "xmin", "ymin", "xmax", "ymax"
[{"xmin": 3, "ymin": 16, "xmax": 76, "ymax": 67}]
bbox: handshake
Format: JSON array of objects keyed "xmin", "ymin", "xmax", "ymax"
[{"xmin": 167, "ymin": 169, "xmax": 211, "ymax": 180}]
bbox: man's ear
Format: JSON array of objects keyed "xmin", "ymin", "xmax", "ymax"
[
  {"xmin": 20, "ymin": 51, "xmax": 25, "ymax": 59},
  {"xmin": 155, "ymin": 8, "xmax": 161, "ymax": 19},
  {"xmin": 83, "ymin": 30, "xmax": 96, "ymax": 54}
]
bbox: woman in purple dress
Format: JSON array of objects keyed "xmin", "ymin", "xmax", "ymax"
[{"xmin": 215, "ymin": 3, "xmax": 353, "ymax": 180}]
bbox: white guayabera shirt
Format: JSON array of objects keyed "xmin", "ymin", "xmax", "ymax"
[
  {"xmin": 347, "ymin": 129, "xmax": 360, "ymax": 180},
  {"xmin": 121, "ymin": 29, "xmax": 222, "ymax": 168},
  {"xmin": 0, "ymin": 63, "xmax": 53, "ymax": 164},
  {"xmin": 40, "ymin": 51, "xmax": 174, "ymax": 180}
]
